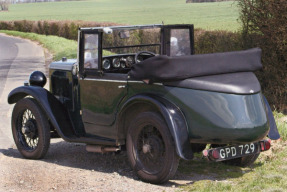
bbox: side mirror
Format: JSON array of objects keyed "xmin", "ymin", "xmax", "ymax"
[{"xmin": 103, "ymin": 27, "xmax": 113, "ymax": 34}]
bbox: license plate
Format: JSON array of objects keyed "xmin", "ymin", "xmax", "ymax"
[{"xmin": 211, "ymin": 143, "xmax": 260, "ymax": 161}]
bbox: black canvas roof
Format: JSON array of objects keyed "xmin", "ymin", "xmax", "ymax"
[{"xmin": 129, "ymin": 48, "xmax": 262, "ymax": 83}]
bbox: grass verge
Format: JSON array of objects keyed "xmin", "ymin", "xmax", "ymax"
[
  {"xmin": 179, "ymin": 139, "xmax": 287, "ymax": 192},
  {"xmin": 0, "ymin": 30, "xmax": 77, "ymax": 61},
  {"xmin": 179, "ymin": 114, "xmax": 287, "ymax": 192},
  {"xmin": 274, "ymin": 111, "xmax": 287, "ymax": 140}
]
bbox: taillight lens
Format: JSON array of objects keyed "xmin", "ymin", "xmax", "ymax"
[
  {"xmin": 202, "ymin": 149, "xmax": 220, "ymax": 160},
  {"xmin": 260, "ymin": 139, "xmax": 271, "ymax": 151},
  {"xmin": 212, "ymin": 150, "xmax": 220, "ymax": 159}
]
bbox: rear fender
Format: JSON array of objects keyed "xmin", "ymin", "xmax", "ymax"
[
  {"xmin": 8, "ymin": 86, "xmax": 76, "ymax": 139},
  {"xmin": 263, "ymin": 96, "xmax": 280, "ymax": 140},
  {"xmin": 119, "ymin": 94, "xmax": 193, "ymax": 160}
]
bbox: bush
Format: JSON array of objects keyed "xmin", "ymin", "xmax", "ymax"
[
  {"xmin": 186, "ymin": 0, "xmax": 233, "ymax": 2},
  {"xmin": 4, "ymin": 19, "xmax": 284, "ymax": 110},
  {"xmin": 194, "ymin": 29, "xmax": 243, "ymax": 54},
  {"xmin": 0, "ymin": 0, "xmax": 9, "ymax": 11},
  {"xmin": 238, "ymin": 0, "xmax": 287, "ymax": 111}
]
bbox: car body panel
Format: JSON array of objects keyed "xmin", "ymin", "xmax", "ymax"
[
  {"xmin": 79, "ymin": 73, "xmax": 128, "ymax": 138},
  {"xmin": 263, "ymin": 96, "xmax": 280, "ymax": 140},
  {"xmin": 117, "ymin": 93, "xmax": 193, "ymax": 160},
  {"xmin": 165, "ymin": 88, "xmax": 269, "ymax": 144},
  {"xmin": 127, "ymin": 80, "xmax": 270, "ymax": 145},
  {"xmin": 8, "ymin": 86, "xmax": 76, "ymax": 139}
]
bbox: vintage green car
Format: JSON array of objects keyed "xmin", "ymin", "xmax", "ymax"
[{"xmin": 8, "ymin": 24, "xmax": 280, "ymax": 184}]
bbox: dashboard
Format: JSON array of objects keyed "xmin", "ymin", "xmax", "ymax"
[{"xmin": 102, "ymin": 53, "xmax": 153, "ymax": 73}]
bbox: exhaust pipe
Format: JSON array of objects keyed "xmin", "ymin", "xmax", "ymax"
[{"xmin": 86, "ymin": 145, "xmax": 120, "ymax": 153}]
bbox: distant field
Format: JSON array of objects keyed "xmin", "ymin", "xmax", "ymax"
[{"xmin": 0, "ymin": 0, "xmax": 239, "ymax": 31}]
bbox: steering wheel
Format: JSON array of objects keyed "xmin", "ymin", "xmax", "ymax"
[{"xmin": 135, "ymin": 51, "xmax": 156, "ymax": 64}]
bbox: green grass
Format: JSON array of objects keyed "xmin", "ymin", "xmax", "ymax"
[
  {"xmin": 0, "ymin": 30, "xmax": 116, "ymax": 60},
  {"xmin": 0, "ymin": 30, "xmax": 77, "ymax": 61},
  {"xmin": 0, "ymin": 0, "xmax": 240, "ymax": 31},
  {"xmin": 178, "ymin": 114, "xmax": 287, "ymax": 192},
  {"xmin": 179, "ymin": 141, "xmax": 287, "ymax": 192},
  {"xmin": 274, "ymin": 111, "xmax": 287, "ymax": 140}
]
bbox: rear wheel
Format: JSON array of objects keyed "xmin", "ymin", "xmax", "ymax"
[
  {"xmin": 126, "ymin": 112, "xmax": 179, "ymax": 184},
  {"xmin": 12, "ymin": 98, "xmax": 50, "ymax": 159}
]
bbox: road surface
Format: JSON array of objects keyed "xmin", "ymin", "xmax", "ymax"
[
  {"xmin": 0, "ymin": 34, "xmax": 189, "ymax": 192},
  {"xmin": 0, "ymin": 34, "xmax": 46, "ymax": 149}
]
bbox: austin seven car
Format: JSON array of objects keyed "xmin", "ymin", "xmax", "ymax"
[{"xmin": 8, "ymin": 24, "xmax": 280, "ymax": 184}]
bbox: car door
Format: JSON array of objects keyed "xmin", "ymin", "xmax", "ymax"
[{"xmin": 78, "ymin": 30, "xmax": 128, "ymax": 139}]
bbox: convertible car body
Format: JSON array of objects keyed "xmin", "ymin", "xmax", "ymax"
[{"xmin": 8, "ymin": 24, "xmax": 280, "ymax": 184}]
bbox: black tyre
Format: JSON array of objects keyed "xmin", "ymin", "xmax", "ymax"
[
  {"xmin": 126, "ymin": 112, "xmax": 179, "ymax": 184},
  {"xmin": 12, "ymin": 98, "xmax": 50, "ymax": 159},
  {"xmin": 222, "ymin": 153, "xmax": 260, "ymax": 167}
]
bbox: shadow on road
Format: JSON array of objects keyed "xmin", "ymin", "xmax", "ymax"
[{"xmin": 0, "ymin": 139, "xmax": 262, "ymax": 186}]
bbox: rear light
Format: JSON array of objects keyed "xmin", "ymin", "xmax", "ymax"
[
  {"xmin": 260, "ymin": 139, "xmax": 271, "ymax": 151},
  {"xmin": 212, "ymin": 150, "xmax": 220, "ymax": 159},
  {"xmin": 203, "ymin": 150, "xmax": 208, "ymax": 157},
  {"xmin": 202, "ymin": 149, "xmax": 220, "ymax": 160},
  {"xmin": 264, "ymin": 139, "xmax": 271, "ymax": 150}
]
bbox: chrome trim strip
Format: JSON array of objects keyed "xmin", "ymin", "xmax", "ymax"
[
  {"xmin": 83, "ymin": 78, "xmax": 127, "ymax": 83},
  {"xmin": 128, "ymin": 80, "xmax": 163, "ymax": 85},
  {"xmin": 81, "ymin": 78, "xmax": 163, "ymax": 85},
  {"xmin": 80, "ymin": 24, "xmax": 163, "ymax": 31},
  {"xmin": 49, "ymin": 62, "xmax": 77, "ymax": 71}
]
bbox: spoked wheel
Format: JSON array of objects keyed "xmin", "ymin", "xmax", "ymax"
[
  {"xmin": 12, "ymin": 98, "xmax": 50, "ymax": 159},
  {"xmin": 137, "ymin": 126, "xmax": 165, "ymax": 174},
  {"xmin": 127, "ymin": 112, "xmax": 179, "ymax": 184}
]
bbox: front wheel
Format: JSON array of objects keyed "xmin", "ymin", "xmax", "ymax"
[
  {"xmin": 126, "ymin": 112, "xmax": 179, "ymax": 184},
  {"xmin": 12, "ymin": 98, "xmax": 50, "ymax": 159}
]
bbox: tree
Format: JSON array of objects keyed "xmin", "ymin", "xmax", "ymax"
[
  {"xmin": 239, "ymin": 0, "xmax": 287, "ymax": 111},
  {"xmin": 0, "ymin": 0, "xmax": 10, "ymax": 11}
]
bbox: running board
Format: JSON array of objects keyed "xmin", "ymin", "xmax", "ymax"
[{"xmin": 61, "ymin": 135, "xmax": 117, "ymax": 146}]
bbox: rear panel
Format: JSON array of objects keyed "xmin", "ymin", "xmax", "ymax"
[{"xmin": 165, "ymin": 87, "xmax": 269, "ymax": 144}]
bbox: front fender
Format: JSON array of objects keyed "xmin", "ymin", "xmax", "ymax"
[
  {"xmin": 119, "ymin": 94, "xmax": 193, "ymax": 160},
  {"xmin": 8, "ymin": 86, "xmax": 75, "ymax": 139}
]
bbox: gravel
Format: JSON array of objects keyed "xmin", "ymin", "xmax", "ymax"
[
  {"xmin": 0, "ymin": 139, "xmax": 191, "ymax": 192},
  {"xmin": 0, "ymin": 35, "xmax": 192, "ymax": 192}
]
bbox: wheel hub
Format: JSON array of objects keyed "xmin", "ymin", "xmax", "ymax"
[
  {"xmin": 23, "ymin": 119, "xmax": 37, "ymax": 139},
  {"xmin": 142, "ymin": 135, "xmax": 162, "ymax": 159},
  {"xmin": 142, "ymin": 144, "xmax": 151, "ymax": 154}
]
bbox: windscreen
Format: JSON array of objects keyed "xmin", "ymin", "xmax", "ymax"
[
  {"xmin": 170, "ymin": 29, "xmax": 191, "ymax": 56},
  {"xmin": 102, "ymin": 28, "xmax": 161, "ymax": 56}
]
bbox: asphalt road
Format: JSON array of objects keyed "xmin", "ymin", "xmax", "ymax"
[
  {"xmin": 0, "ymin": 34, "xmax": 46, "ymax": 149},
  {"xmin": 0, "ymin": 34, "xmax": 183, "ymax": 192}
]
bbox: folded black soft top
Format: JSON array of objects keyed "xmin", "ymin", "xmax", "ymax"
[{"xmin": 129, "ymin": 48, "xmax": 262, "ymax": 82}]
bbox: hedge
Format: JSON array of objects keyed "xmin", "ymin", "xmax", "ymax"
[
  {"xmin": 0, "ymin": 20, "xmax": 119, "ymax": 40},
  {"xmin": 238, "ymin": 0, "xmax": 287, "ymax": 112},
  {"xmin": 1, "ymin": 19, "xmax": 284, "ymax": 111}
]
